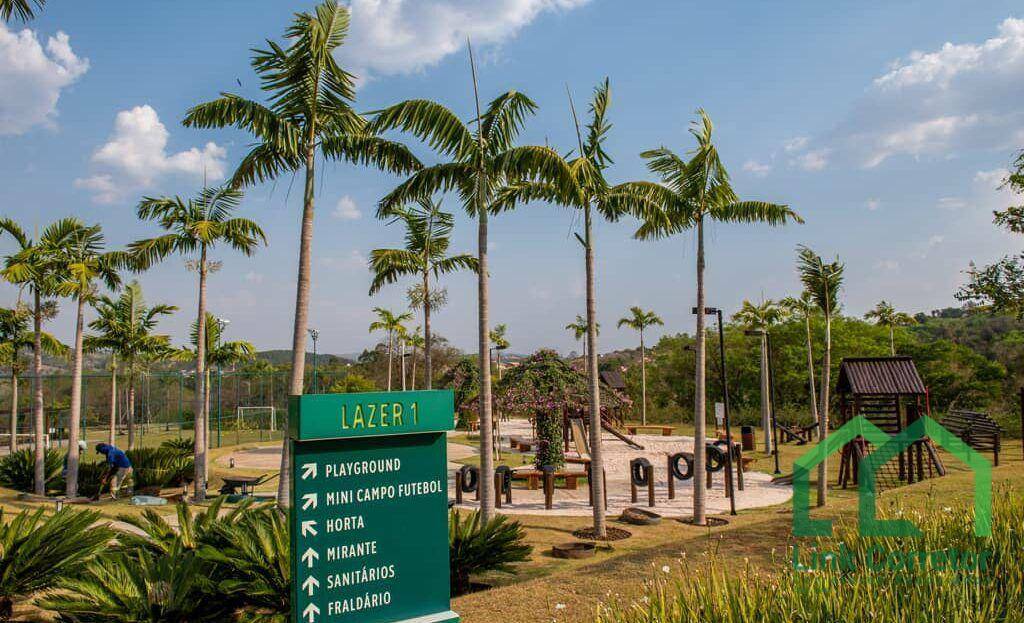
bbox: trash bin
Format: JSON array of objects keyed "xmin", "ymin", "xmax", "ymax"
[{"xmin": 741, "ymin": 425, "xmax": 755, "ymax": 452}]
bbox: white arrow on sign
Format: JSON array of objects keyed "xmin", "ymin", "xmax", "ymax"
[
  {"xmin": 303, "ymin": 603, "xmax": 320, "ymax": 623},
  {"xmin": 301, "ymin": 575, "xmax": 320, "ymax": 597},
  {"xmin": 301, "ymin": 547, "xmax": 319, "ymax": 569},
  {"xmin": 301, "ymin": 493, "xmax": 318, "ymax": 510},
  {"xmin": 301, "ymin": 520, "xmax": 318, "ymax": 538},
  {"xmin": 301, "ymin": 463, "xmax": 318, "ymax": 480}
]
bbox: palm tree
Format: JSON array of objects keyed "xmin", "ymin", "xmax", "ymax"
[
  {"xmin": 0, "ymin": 508, "xmax": 113, "ymax": 621},
  {"xmin": 47, "ymin": 221, "xmax": 123, "ymax": 498},
  {"xmin": 617, "ymin": 306, "xmax": 663, "ymax": 426},
  {"xmin": 85, "ymin": 281, "xmax": 176, "ymax": 451},
  {"xmin": 369, "ymin": 199, "xmax": 478, "ymax": 389},
  {"xmin": 733, "ymin": 299, "xmax": 786, "ymax": 453},
  {"xmin": 627, "ymin": 110, "xmax": 801, "ymax": 525},
  {"xmin": 405, "ymin": 329, "xmax": 425, "ymax": 390},
  {"xmin": 565, "ymin": 315, "xmax": 598, "ymax": 359},
  {"xmin": 368, "ymin": 51, "xmax": 561, "ymax": 520},
  {"xmin": 796, "ymin": 245, "xmax": 844, "ymax": 507},
  {"xmin": 0, "ymin": 0, "xmax": 43, "ymax": 21},
  {"xmin": 489, "ymin": 323, "xmax": 510, "ymax": 380},
  {"xmin": 182, "ymin": 1, "xmax": 420, "ymax": 507},
  {"xmin": 181, "ymin": 313, "xmax": 255, "ymax": 475},
  {"xmin": 368, "ymin": 308, "xmax": 412, "ymax": 391},
  {"xmin": 131, "ymin": 186, "xmax": 265, "ymax": 501},
  {"xmin": 1, "ymin": 217, "xmax": 79, "ymax": 495},
  {"xmin": 865, "ymin": 300, "xmax": 916, "ymax": 356},
  {"xmin": 780, "ymin": 292, "xmax": 820, "ymax": 434},
  {"xmin": 0, "ymin": 306, "xmax": 64, "ymax": 455},
  {"xmin": 493, "ymin": 79, "xmax": 657, "ymax": 536}
]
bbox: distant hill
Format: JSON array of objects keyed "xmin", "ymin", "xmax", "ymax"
[{"xmin": 256, "ymin": 350, "xmax": 357, "ymax": 366}]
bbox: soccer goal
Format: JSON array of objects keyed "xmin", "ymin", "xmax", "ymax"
[{"xmin": 236, "ymin": 406, "xmax": 277, "ymax": 432}]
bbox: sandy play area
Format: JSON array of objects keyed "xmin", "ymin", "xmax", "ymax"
[{"xmin": 218, "ymin": 420, "xmax": 792, "ymax": 518}]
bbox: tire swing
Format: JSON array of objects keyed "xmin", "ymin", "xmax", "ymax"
[
  {"xmin": 666, "ymin": 451, "xmax": 694, "ymax": 500},
  {"xmin": 455, "ymin": 465, "xmax": 479, "ymax": 504},
  {"xmin": 629, "ymin": 458, "xmax": 656, "ymax": 507}
]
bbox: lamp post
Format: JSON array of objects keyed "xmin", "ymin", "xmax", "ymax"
[
  {"xmin": 745, "ymin": 328, "xmax": 781, "ymax": 475},
  {"xmin": 307, "ymin": 328, "xmax": 319, "ymax": 394},
  {"xmin": 693, "ymin": 306, "xmax": 737, "ymax": 514},
  {"xmin": 216, "ymin": 318, "xmax": 229, "ymax": 448}
]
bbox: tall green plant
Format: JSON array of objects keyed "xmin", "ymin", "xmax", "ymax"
[
  {"xmin": 0, "ymin": 0, "xmax": 42, "ymax": 21},
  {"xmin": 627, "ymin": 110, "xmax": 801, "ymax": 525},
  {"xmin": 369, "ymin": 45, "xmax": 563, "ymax": 521},
  {"xmin": 796, "ymin": 245, "xmax": 844, "ymax": 507},
  {"xmin": 0, "ymin": 305, "xmax": 64, "ymax": 455},
  {"xmin": 47, "ymin": 221, "xmax": 123, "ymax": 498},
  {"xmin": 0, "ymin": 508, "xmax": 112, "ymax": 621},
  {"xmin": 182, "ymin": 0, "xmax": 420, "ymax": 507},
  {"xmin": 1, "ymin": 217, "xmax": 78, "ymax": 495},
  {"xmin": 734, "ymin": 299, "xmax": 787, "ymax": 453},
  {"xmin": 85, "ymin": 281, "xmax": 176, "ymax": 451},
  {"xmin": 369, "ymin": 307, "xmax": 412, "ymax": 391},
  {"xmin": 780, "ymin": 293, "xmax": 820, "ymax": 431},
  {"xmin": 617, "ymin": 306, "xmax": 663, "ymax": 426},
  {"xmin": 132, "ymin": 186, "xmax": 264, "ymax": 502},
  {"xmin": 448, "ymin": 510, "xmax": 531, "ymax": 597},
  {"xmin": 370, "ymin": 199, "xmax": 478, "ymax": 389},
  {"xmin": 865, "ymin": 300, "xmax": 916, "ymax": 356}
]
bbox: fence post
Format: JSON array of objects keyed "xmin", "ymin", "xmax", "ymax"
[{"xmin": 217, "ymin": 369, "xmax": 223, "ymax": 448}]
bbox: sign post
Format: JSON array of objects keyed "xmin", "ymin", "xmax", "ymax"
[{"xmin": 289, "ymin": 390, "xmax": 459, "ymax": 623}]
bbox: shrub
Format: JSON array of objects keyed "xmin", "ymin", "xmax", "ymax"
[
  {"xmin": 598, "ymin": 490, "xmax": 1024, "ymax": 623},
  {"xmin": 0, "ymin": 448, "xmax": 63, "ymax": 493},
  {"xmin": 534, "ymin": 411, "xmax": 564, "ymax": 469},
  {"xmin": 449, "ymin": 510, "xmax": 531, "ymax": 596},
  {"xmin": 0, "ymin": 508, "xmax": 112, "ymax": 621},
  {"xmin": 126, "ymin": 446, "xmax": 194, "ymax": 492}
]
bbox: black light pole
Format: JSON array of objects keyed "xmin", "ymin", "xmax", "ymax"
[
  {"xmin": 766, "ymin": 331, "xmax": 782, "ymax": 475},
  {"xmin": 692, "ymin": 306, "xmax": 737, "ymax": 514}
]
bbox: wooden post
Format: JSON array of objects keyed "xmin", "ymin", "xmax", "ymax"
[
  {"xmin": 543, "ymin": 469, "xmax": 554, "ymax": 510},
  {"xmin": 647, "ymin": 466, "xmax": 656, "ymax": 508},
  {"xmin": 630, "ymin": 478, "xmax": 638, "ymax": 504},
  {"xmin": 667, "ymin": 455, "xmax": 675, "ymax": 500},
  {"xmin": 455, "ymin": 471, "xmax": 463, "ymax": 505},
  {"xmin": 494, "ymin": 473, "xmax": 502, "ymax": 509}
]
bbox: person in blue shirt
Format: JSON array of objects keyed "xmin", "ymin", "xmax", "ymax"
[{"xmin": 94, "ymin": 443, "xmax": 133, "ymax": 500}]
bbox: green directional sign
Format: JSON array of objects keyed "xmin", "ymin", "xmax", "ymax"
[{"xmin": 289, "ymin": 390, "xmax": 459, "ymax": 623}]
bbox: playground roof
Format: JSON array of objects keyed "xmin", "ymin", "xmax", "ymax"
[
  {"xmin": 836, "ymin": 356, "xmax": 926, "ymax": 396},
  {"xmin": 599, "ymin": 370, "xmax": 626, "ymax": 390}
]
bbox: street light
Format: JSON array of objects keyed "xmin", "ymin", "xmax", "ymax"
[
  {"xmin": 744, "ymin": 328, "xmax": 781, "ymax": 475},
  {"xmin": 692, "ymin": 306, "xmax": 737, "ymax": 515},
  {"xmin": 307, "ymin": 328, "xmax": 319, "ymax": 394}
]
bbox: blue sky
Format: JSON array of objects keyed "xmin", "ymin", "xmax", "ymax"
[{"xmin": 2, "ymin": 0, "xmax": 1023, "ymax": 355}]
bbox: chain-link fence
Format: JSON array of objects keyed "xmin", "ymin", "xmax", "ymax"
[{"xmin": 0, "ymin": 370, "xmax": 289, "ymax": 451}]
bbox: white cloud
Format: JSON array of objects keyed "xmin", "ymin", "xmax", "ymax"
[
  {"xmin": 339, "ymin": 0, "xmax": 591, "ymax": 78},
  {"xmin": 783, "ymin": 136, "xmax": 809, "ymax": 153},
  {"xmin": 332, "ymin": 195, "xmax": 362, "ymax": 220},
  {"xmin": 244, "ymin": 271, "xmax": 264, "ymax": 285},
  {"xmin": 864, "ymin": 114, "xmax": 978, "ymax": 168},
  {"xmin": 865, "ymin": 198, "xmax": 881, "ymax": 211},
  {"xmin": 742, "ymin": 160, "xmax": 772, "ymax": 177},
  {"xmin": 793, "ymin": 148, "xmax": 830, "ymax": 171},
  {"xmin": 938, "ymin": 196, "xmax": 968, "ymax": 210},
  {"xmin": 321, "ymin": 250, "xmax": 368, "ymax": 271},
  {"xmin": 927, "ymin": 234, "xmax": 945, "ymax": 247},
  {"xmin": 75, "ymin": 105, "xmax": 226, "ymax": 204},
  {"xmin": 0, "ymin": 24, "xmax": 88, "ymax": 135},
  {"xmin": 874, "ymin": 259, "xmax": 900, "ymax": 271}
]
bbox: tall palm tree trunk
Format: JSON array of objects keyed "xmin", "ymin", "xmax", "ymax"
[
  {"xmin": 32, "ymin": 289, "xmax": 45, "ymax": 496},
  {"xmin": 692, "ymin": 217, "xmax": 707, "ymax": 525},
  {"xmin": 401, "ymin": 339, "xmax": 407, "ymax": 391},
  {"xmin": 759, "ymin": 333, "xmax": 771, "ymax": 453},
  {"xmin": 386, "ymin": 333, "xmax": 393, "ymax": 391},
  {"xmin": 127, "ymin": 364, "xmax": 136, "ymax": 451},
  {"xmin": 66, "ymin": 296, "xmax": 85, "ymax": 497},
  {"xmin": 193, "ymin": 252, "xmax": 208, "ymax": 501},
  {"xmin": 423, "ymin": 269, "xmax": 433, "ymax": 389},
  {"xmin": 817, "ymin": 313, "xmax": 832, "ymax": 507},
  {"xmin": 803, "ymin": 313, "xmax": 819, "ymax": 431},
  {"xmin": 639, "ymin": 331, "xmax": 647, "ymax": 426},
  {"xmin": 279, "ymin": 141, "xmax": 317, "ymax": 509},
  {"xmin": 411, "ymin": 347, "xmax": 418, "ymax": 390},
  {"xmin": 477, "ymin": 206, "xmax": 495, "ymax": 522},
  {"xmin": 8, "ymin": 369, "xmax": 17, "ymax": 455},
  {"xmin": 108, "ymin": 358, "xmax": 117, "ymax": 446},
  {"xmin": 889, "ymin": 326, "xmax": 895, "ymax": 356},
  {"xmin": 584, "ymin": 205, "xmax": 606, "ymax": 537}
]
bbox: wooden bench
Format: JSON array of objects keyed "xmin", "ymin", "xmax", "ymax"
[
  {"xmin": 511, "ymin": 469, "xmax": 583, "ymax": 490},
  {"xmin": 626, "ymin": 425, "xmax": 675, "ymax": 436},
  {"xmin": 941, "ymin": 409, "xmax": 1003, "ymax": 465}
]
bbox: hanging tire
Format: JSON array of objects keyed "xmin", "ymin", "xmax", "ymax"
[
  {"xmin": 458, "ymin": 465, "xmax": 479, "ymax": 493},
  {"xmin": 705, "ymin": 443, "xmax": 726, "ymax": 472},
  {"xmin": 713, "ymin": 439, "xmax": 739, "ymax": 461},
  {"xmin": 669, "ymin": 452, "xmax": 695, "ymax": 481},
  {"xmin": 630, "ymin": 458, "xmax": 652, "ymax": 486}
]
